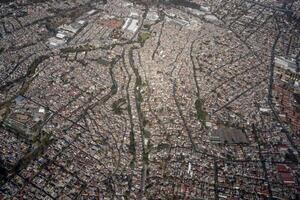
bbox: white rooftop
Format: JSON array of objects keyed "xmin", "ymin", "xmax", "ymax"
[
  {"xmin": 48, "ymin": 37, "xmax": 65, "ymax": 47},
  {"xmin": 128, "ymin": 19, "xmax": 139, "ymax": 32},
  {"xmin": 200, "ymin": 6, "xmax": 210, "ymax": 12},
  {"xmin": 129, "ymin": 12, "xmax": 139, "ymax": 18},
  {"xmin": 77, "ymin": 20, "xmax": 86, "ymax": 25},
  {"xmin": 59, "ymin": 24, "xmax": 79, "ymax": 34},
  {"xmin": 146, "ymin": 11, "xmax": 159, "ymax": 21},
  {"xmin": 122, "ymin": 18, "xmax": 132, "ymax": 30},
  {"xmin": 187, "ymin": 8, "xmax": 206, "ymax": 16},
  {"xmin": 87, "ymin": 10, "xmax": 96, "ymax": 15},
  {"xmin": 56, "ymin": 32, "xmax": 66, "ymax": 39},
  {"xmin": 275, "ymin": 57, "xmax": 298, "ymax": 73},
  {"xmin": 39, "ymin": 107, "xmax": 45, "ymax": 113},
  {"xmin": 204, "ymin": 15, "xmax": 219, "ymax": 22}
]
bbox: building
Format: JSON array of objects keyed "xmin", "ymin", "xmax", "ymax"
[{"xmin": 274, "ymin": 57, "xmax": 300, "ymax": 131}]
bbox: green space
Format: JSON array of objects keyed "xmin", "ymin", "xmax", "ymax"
[
  {"xmin": 97, "ymin": 57, "xmax": 111, "ymax": 66},
  {"xmin": 112, "ymin": 98, "xmax": 126, "ymax": 115},
  {"xmin": 0, "ymin": 47, "xmax": 4, "ymax": 54},
  {"xmin": 138, "ymin": 31, "xmax": 151, "ymax": 45},
  {"xmin": 195, "ymin": 98, "xmax": 207, "ymax": 125}
]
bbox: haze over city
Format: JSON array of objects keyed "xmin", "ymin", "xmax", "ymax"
[{"xmin": 0, "ymin": 0, "xmax": 299, "ymax": 199}]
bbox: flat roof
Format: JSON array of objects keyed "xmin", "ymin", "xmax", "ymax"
[
  {"xmin": 211, "ymin": 127, "xmax": 248, "ymax": 144},
  {"xmin": 275, "ymin": 57, "xmax": 298, "ymax": 73},
  {"xmin": 127, "ymin": 19, "xmax": 139, "ymax": 32}
]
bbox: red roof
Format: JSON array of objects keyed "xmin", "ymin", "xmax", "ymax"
[
  {"xmin": 279, "ymin": 144, "xmax": 289, "ymax": 150},
  {"xmin": 280, "ymin": 172, "xmax": 295, "ymax": 184},
  {"xmin": 276, "ymin": 164, "xmax": 289, "ymax": 173}
]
